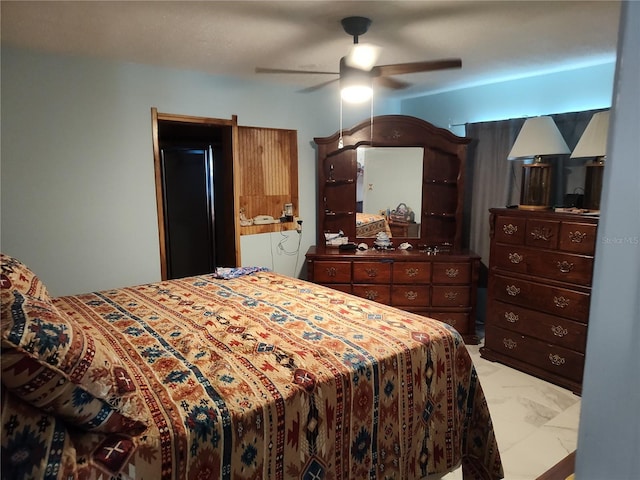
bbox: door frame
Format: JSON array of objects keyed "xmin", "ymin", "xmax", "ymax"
[{"xmin": 151, "ymin": 108, "xmax": 240, "ymax": 279}]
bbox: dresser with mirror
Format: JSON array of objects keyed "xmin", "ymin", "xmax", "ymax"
[{"xmin": 305, "ymin": 115, "xmax": 481, "ymax": 344}]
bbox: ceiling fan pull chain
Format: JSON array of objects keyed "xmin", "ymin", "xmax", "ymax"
[
  {"xmin": 370, "ymin": 87, "xmax": 374, "ymax": 144},
  {"xmin": 338, "ymin": 98, "xmax": 344, "ymax": 149}
]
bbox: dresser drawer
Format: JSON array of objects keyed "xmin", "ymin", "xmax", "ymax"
[
  {"xmin": 487, "ymin": 300, "xmax": 588, "ymax": 352},
  {"xmin": 485, "ymin": 325, "xmax": 585, "ymax": 384},
  {"xmin": 432, "ymin": 286, "xmax": 470, "ymax": 307},
  {"xmin": 353, "ymin": 261, "xmax": 392, "ymax": 284},
  {"xmin": 494, "ymin": 216, "xmax": 526, "ymax": 244},
  {"xmin": 526, "ymin": 218, "xmax": 560, "ymax": 249},
  {"xmin": 352, "ymin": 284, "xmax": 391, "ymax": 304},
  {"xmin": 492, "ymin": 274, "xmax": 591, "ymax": 322},
  {"xmin": 391, "ymin": 285, "xmax": 430, "ymax": 307},
  {"xmin": 320, "ymin": 283, "xmax": 352, "ymax": 295},
  {"xmin": 428, "ymin": 312, "xmax": 471, "ymax": 333},
  {"xmin": 392, "ymin": 262, "xmax": 431, "ymax": 284},
  {"xmin": 432, "ymin": 262, "xmax": 471, "ymax": 284},
  {"xmin": 313, "ymin": 261, "xmax": 352, "ymax": 283},
  {"xmin": 559, "ymin": 222, "xmax": 597, "ymax": 254},
  {"xmin": 492, "ymin": 244, "xmax": 594, "ymax": 286}
]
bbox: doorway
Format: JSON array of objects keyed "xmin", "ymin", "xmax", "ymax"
[{"xmin": 152, "ymin": 110, "xmax": 237, "ymax": 280}]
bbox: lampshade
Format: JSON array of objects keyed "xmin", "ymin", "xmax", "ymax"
[
  {"xmin": 508, "ymin": 116, "xmax": 571, "ymax": 159},
  {"xmin": 570, "ymin": 110, "xmax": 610, "ymax": 211},
  {"xmin": 570, "ymin": 111, "xmax": 610, "ymax": 158}
]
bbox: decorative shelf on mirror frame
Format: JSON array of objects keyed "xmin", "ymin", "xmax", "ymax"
[
  {"xmin": 425, "ymin": 179, "xmax": 457, "ymax": 185},
  {"xmin": 325, "ymin": 178, "xmax": 355, "ymax": 185},
  {"xmin": 424, "ymin": 212, "xmax": 456, "ymax": 218},
  {"xmin": 324, "ymin": 211, "xmax": 355, "ymax": 217}
]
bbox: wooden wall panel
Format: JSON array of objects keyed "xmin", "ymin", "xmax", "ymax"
[{"xmin": 237, "ymin": 127, "xmax": 299, "ymax": 234}]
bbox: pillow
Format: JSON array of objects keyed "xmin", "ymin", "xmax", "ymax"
[
  {"xmin": 1, "ymin": 253, "xmax": 50, "ymax": 334},
  {"xmin": 1, "ymin": 388, "xmax": 78, "ymax": 479},
  {"xmin": 1, "ymin": 255, "xmax": 147, "ymax": 435}
]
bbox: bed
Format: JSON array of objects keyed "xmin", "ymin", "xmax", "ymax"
[
  {"xmin": 1, "ymin": 254, "xmax": 503, "ymax": 480},
  {"xmin": 355, "ymin": 213, "xmax": 392, "ymax": 238}
]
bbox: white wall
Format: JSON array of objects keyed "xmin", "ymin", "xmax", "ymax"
[
  {"xmin": 0, "ymin": 47, "xmax": 398, "ymax": 295},
  {"xmin": 576, "ymin": 1, "xmax": 640, "ymax": 477}
]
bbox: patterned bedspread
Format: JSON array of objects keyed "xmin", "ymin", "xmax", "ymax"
[
  {"xmin": 2, "ymin": 264, "xmax": 503, "ymax": 479},
  {"xmin": 356, "ymin": 213, "xmax": 392, "ymax": 238}
]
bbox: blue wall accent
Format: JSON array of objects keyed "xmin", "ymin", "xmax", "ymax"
[{"xmin": 400, "ymin": 62, "xmax": 615, "ymax": 135}]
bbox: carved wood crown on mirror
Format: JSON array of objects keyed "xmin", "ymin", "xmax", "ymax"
[{"xmin": 313, "ymin": 115, "xmax": 471, "ymax": 249}]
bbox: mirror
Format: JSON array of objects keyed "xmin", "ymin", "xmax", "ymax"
[
  {"xmin": 314, "ymin": 115, "xmax": 470, "ymax": 250},
  {"xmin": 356, "ymin": 146, "xmax": 423, "ymax": 238}
]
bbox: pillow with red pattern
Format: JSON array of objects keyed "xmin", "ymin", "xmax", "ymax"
[
  {"xmin": 1, "ymin": 254, "xmax": 50, "ymax": 331},
  {"xmin": 0, "ymin": 254, "xmax": 147, "ymax": 435},
  {"xmin": 1, "ymin": 388, "xmax": 78, "ymax": 479}
]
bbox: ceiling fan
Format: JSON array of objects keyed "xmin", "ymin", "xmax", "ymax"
[{"xmin": 255, "ymin": 16, "xmax": 462, "ymax": 100}]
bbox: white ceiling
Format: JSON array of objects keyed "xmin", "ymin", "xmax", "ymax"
[{"xmin": 1, "ymin": 1, "xmax": 622, "ymax": 98}]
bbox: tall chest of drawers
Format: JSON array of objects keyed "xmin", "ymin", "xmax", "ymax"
[
  {"xmin": 481, "ymin": 208, "xmax": 599, "ymax": 394},
  {"xmin": 305, "ymin": 246, "xmax": 481, "ymax": 344}
]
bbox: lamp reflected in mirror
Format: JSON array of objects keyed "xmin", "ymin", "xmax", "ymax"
[
  {"xmin": 571, "ymin": 110, "xmax": 610, "ymax": 211},
  {"xmin": 508, "ymin": 116, "xmax": 570, "ymax": 210}
]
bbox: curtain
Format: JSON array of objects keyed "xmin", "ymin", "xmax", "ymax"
[
  {"xmin": 464, "ymin": 118, "xmax": 524, "ymax": 269},
  {"xmin": 464, "ymin": 109, "xmax": 606, "ymax": 269}
]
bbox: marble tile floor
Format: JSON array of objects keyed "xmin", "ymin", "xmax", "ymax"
[{"xmin": 442, "ymin": 343, "xmax": 581, "ymax": 480}]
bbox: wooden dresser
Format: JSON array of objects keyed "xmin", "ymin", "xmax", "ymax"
[
  {"xmin": 306, "ymin": 246, "xmax": 480, "ymax": 344},
  {"xmin": 481, "ymin": 208, "xmax": 599, "ymax": 394}
]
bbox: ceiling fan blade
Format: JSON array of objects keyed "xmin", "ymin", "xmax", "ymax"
[
  {"xmin": 375, "ymin": 76, "xmax": 411, "ymax": 90},
  {"xmin": 255, "ymin": 67, "xmax": 338, "ymax": 75},
  {"xmin": 298, "ymin": 78, "xmax": 340, "ymax": 93},
  {"xmin": 372, "ymin": 58, "xmax": 462, "ymax": 77}
]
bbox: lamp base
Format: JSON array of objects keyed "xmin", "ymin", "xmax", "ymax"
[
  {"xmin": 518, "ymin": 204, "xmax": 550, "ymax": 211},
  {"xmin": 519, "ymin": 162, "xmax": 553, "ymax": 210},
  {"xmin": 584, "ymin": 161, "xmax": 604, "ymax": 211}
]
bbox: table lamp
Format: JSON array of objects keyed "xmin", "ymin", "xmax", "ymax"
[
  {"xmin": 570, "ymin": 110, "xmax": 610, "ymax": 211},
  {"xmin": 508, "ymin": 116, "xmax": 570, "ymax": 210}
]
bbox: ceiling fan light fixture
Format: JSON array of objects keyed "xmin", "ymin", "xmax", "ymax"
[
  {"xmin": 340, "ymin": 56, "xmax": 373, "ymax": 103},
  {"xmin": 345, "ymin": 43, "xmax": 381, "ymax": 71},
  {"xmin": 340, "ymin": 84, "xmax": 373, "ymax": 103}
]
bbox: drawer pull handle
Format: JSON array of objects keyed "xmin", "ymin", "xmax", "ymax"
[
  {"xmin": 530, "ymin": 226, "xmax": 553, "ymax": 242},
  {"xmin": 505, "ymin": 311, "xmax": 519, "ymax": 323},
  {"xmin": 405, "ymin": 268, "xmax": 419, "ymax": 278},
  {"xmin": 509, "ymin": 253, "xmax": 524, "ymax": 264},
  {"xmin": 326, "ymin": 267, "xmax": 337, "ymax": 278},
  {"xmin": 405, "ymin": 291, "xmax": 418, "ymax": 301},
  {"xmin": 444, "ymin": 291, "xmax": 459, "ymax": 301},
  {"xmin": 503, "ymin": 338, "xmax": 518, "ymax": 350},
  {"xmin": 365, "ymin": 268, "xmax": 378, "ymax": 278},
  {"xmin": 445, "ymin": 268, "xmax": 459, "ymax": 278},
  {"xmin": 569, "ymin": 231, "xmax": 587, "ymax": 243},
  {"xmin": 506, "ymin": 285, "xmax": 521, "ymax": 296},
  {"xmin": 364, "ymin": 290, "xmax": 378, "ymax": 300},
  {"xmin": 549, "ymin": 353, "xmax": 566, "ymax": 366},
  {"xmin": 503, "ymin": 224, "xmax": 518, "ymax": 235},
  {"xmin": 557, "ymin": 260, "xmax": 574, "ymax": 273},
  {"xmin": 554, "ymin": 296, "xmax": 570, "ymax": 309},
  {"xmin": 551, "ymin": 325, "xmax": 569, "ymax": 337}
]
